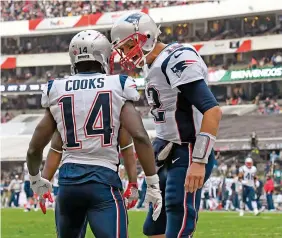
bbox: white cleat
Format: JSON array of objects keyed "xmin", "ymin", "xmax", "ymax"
[
  {"xmin": 254, "ymin": 209, "xmax": 260, "ymax": 216},
  {"xmin": 239, "ymin": 210, "xmax": 244, "ymax": 216}
]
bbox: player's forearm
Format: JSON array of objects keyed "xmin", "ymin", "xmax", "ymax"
[
  {"xmin": 200, "ymin": 106, "xmax": 222, "ymax": 136},
  {"xmin": 26, "ymin": 148, "xmax": 43, "ymax": 176},
  {"xmin": 122, "ymin": 149, "xmax": 137, "ymax": 183},
  {"xmin": 42, "ymin": 150, "xmax": 62, "ymax": 181},
  {"xmin": 133, "ymin": 138, "xmax": 156, "ymax": 176},
  {"xmin": 120, "ymin": 101, "xmax": 157, "ymax": 176}
]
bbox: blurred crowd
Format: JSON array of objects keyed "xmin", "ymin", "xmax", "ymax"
[
  {"xmin": 1, "ymin": 0, "xmax": 202, "ymax": 22},
  {"xmin": 2, "ymin": 13, "xmax": 281, "ymax": 55}
]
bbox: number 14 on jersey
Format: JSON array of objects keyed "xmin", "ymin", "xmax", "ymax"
[{"xmin": 58, "ymin": 92, "xmax": 114, "ymax": 149}]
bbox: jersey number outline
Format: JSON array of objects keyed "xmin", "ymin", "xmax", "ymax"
[
  {"xmin": 245, "ymin": 173, "xmax": 254, "ymax": 180},
  {"xmin": 58, "ymin": 91, "xmax": 114, "ymax": 150},
  {"xmin": 146, "ymin": 86, "xmax": 166, "ymax": 123}
]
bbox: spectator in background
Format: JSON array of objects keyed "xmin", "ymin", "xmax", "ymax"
[
  {"xmin": 249, "ymin": 57, "xmax": 258, "ymax": 69},
  {"xmin": 274, "ymin": 165, "xmax": 281, "ymax": 185},
  {"xmin": 270, "ymin": 151, "xmax": 278, "ymax": 165},
  {"xmin": 218, "ymin": 161, "xmax": 228, "ymax": 175},
  {"xmin": 1, "ymin": 178, "xmax": 10, "ymax": 207},
  {"xmin": 264, "ymin": 175, "xmax": 275, "ymax": 211},
  {"xmin": 8, "ymin": 175, "xmax": 22, "ymax": 207},
  {"xmin": 271, "ymin": 52, "xmax": 282, "ymax": 66}
]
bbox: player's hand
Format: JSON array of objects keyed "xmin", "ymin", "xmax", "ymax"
[
  {"xmin": 145, "ymin": 175, "xmax": 162, "ymax": 221},
  {"xmin": 39, "ymin": 191, "xmax": 54, "ymax": 214},
  {"xmin": 185, "ymin": 162, "xmax": 205, "ymax": 193},
  {"xmin": 29, "ymin": 173, "xmax": 52, "ymax": 197},
  {"xmin": 123, "ymin": 183, "xmax": 139, "ymax": 209}
]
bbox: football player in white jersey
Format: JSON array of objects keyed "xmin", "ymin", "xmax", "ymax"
[
  {"xmin": 26, "ymin": 30, "xmax": 162, "ymax": 238},
  {"xmin": 40, "ymin": 127, "xmax": 140, "ymax": 237},
  {"xmin": 111, "ymin": 12, "xmax": 222, "ymax": 238},
  {"xmin": 23, "ymin": 162, "xmax": 38, "ymax": 212},
  {"xmin": 224, "ymin": 175, "xmax": 235, "ymax": 211},
  {"xmin": 238, "ymin": 157, "xmax": 260, "ymax": 216}
]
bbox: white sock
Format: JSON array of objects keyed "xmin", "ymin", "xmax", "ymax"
[{"xmin": 252, "ymin": 201, "xmax": 258, "ymax": 212}]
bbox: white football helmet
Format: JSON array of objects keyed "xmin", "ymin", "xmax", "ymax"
[
  {"xmin": 111, "ymin": 12, "xmax": 161, "ymax": 71},
  {"xmin": 69, "ymin": 30, "xmax": 111, "ymax": 74}
]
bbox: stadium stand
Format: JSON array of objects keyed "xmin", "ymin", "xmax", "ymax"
[{"xmin": 1, "ymin": 0, "xmax": 282, "ymax": 224}]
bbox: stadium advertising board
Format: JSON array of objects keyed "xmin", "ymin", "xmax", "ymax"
[
  {"xmin": 209, "ymin": 66, "xmax": 282, "ymax": 85},
  {"xmin": 0, "ymin": 83, "xmax": 46, "ymax": 94}
]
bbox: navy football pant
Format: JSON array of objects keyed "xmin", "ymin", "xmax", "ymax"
[
  {"xmin": 143, "ymin": 139, "xmax": 215, "ymax": 238},
  {"xmin": 55, "ymin": 182, "xmax": 128, "ymax": 238}
]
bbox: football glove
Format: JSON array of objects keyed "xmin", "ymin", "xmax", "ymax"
[
  {"xmin": 39, "ymin": 191, "xmax": 53, "ymax": 214},
  {"xmin": 123, "ymin": 183, "xmax": 139, "ymax": 209},
  {"xmin": 145, "ymin": 174, "xmax": 162, "ymax": 221},
  {"xmin": 29, "ymin": 172, "xmax": 53, "ymax": 214}
]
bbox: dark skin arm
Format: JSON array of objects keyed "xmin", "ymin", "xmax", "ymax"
[
  {"xmin": 120, "ymin": 101, "xmax": 156, "ymax": 176},
  {"xmin": 41, "ymin": 127, "xmax": 137, "ymax": 183},
  {"xmin": 41, "ymin": 130, "xmax": 63, "ymax": 181},
  {"xmin": 27, "ymin": 109, "xmax": 57, "ymax": 176},
  {"xmin": 119, "ymin": 127, "xmax": 137, "ymax": 183}
]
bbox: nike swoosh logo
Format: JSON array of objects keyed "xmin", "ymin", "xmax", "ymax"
[
  {"xmin": 174, "ymin": 52, "xmax": 183, "ymax": 58},
  {"xmin": 172, "ymin": 157, "xmax": 180, "ymax": 164}
]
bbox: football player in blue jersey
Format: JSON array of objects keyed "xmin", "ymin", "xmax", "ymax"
[
  {"xmin": 111, "ymin": 12, "xmax": 222, "ymax": 238},
  {"xmin": 26, "ymin": 30, "xmax": 162, "ymax": 238}
]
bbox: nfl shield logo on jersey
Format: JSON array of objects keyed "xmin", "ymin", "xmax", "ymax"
[{"xmin": 171, "ymin": 60, "xmax": 197, "ymax": 78}]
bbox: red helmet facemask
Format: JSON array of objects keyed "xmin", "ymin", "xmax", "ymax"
[{"xmin": 113, "ymin": 32, "xmax": 147, "ymax": 73}]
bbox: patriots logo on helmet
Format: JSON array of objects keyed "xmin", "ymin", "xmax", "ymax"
[
  {"xmin": 171, "ymin": 60, "xmax": 197, "ymax": 78},
  {"xmin": 124, "ymin": 13, "xmax": 142, "ymax": 24}
]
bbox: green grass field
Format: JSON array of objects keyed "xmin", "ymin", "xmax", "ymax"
[{"xmin": 2, "ymin": 209, "xmax": 282, "ymax": 238}]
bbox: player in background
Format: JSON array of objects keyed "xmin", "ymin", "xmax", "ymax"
[
  {"xmin": 224, "ymin": 174, "xmax": 235, "ymax": 211},
  {"xmin": 200, "ymin": 178, "xmax": 212, "ymax": 210},
  {"xmin": 238, "ymin": 157, "xmax": 260, "ymax": 216},
  {"xmin": 233, "ymin": 175, "xmax": 243, "ymax": 211},
  {"xmin": 23, "ymin": 162, "xmax": 38, "ymax": 212},
  {"xmin": 111, "ymin": 12, "xmax": 222, "ymax": 238},
  {"xmin": 208, "ymin": 175, "xmax": 220, "ymax": 210},
  {"xmin": 26, "ymin": 30, "xmax": 162, "ymax": 238}
]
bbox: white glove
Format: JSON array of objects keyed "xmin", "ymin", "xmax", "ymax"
[
  {"xmin": 145, "ymin": 174, "xmax": 162, "ymax": 221},
  {"xmin": 29, "ymin": 172, "xmax": 52, "ymax": 197}
]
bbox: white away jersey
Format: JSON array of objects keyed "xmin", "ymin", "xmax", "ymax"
[
  {"xmin": 41, "ymin": 73, "xmax": 139, "ymax": 171},
  {"xmin": 23, "ymin": 162, "xmax": 29, "ymax": 181},
  {"xmin": 225, "ymin": 178, "xmax": 234, "ymax": 190},
  {"xmin": 239, "ymin": 165, "xmax": 257, "ymax": 187},
  {"xmin": 144, "ymin": 43, "xmax": 208, "ymax": 144}
]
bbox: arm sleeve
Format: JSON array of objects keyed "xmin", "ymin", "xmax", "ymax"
[
  {"xmin": 163, "ymin": 47, "xmax": 207, "ymax": 88},
  {"xmin": 177, "ymin": 80, "xmax": 218, "ymax": 114},
  {"xmin": 41, "ymin": 80, "xmax": 56, "ymax": 108},
  {"xmin": 119, "ymin": 75, "xmax": 140, "ymax": 102},
  {"xmin": 239, "ymin": 167, "xmax": 243, "ymax": 174}
]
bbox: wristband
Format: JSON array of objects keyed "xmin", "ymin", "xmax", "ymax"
[
  {"xmin": 192, "ymin": 132, "xmax": 216, "ymax": 164},
  {"xmin": 50, "ymin": 147, "xmax": 63, "ymax": 154},
  {"xmin": 120, "ymin": 142, "xmax": 134, "ymax": 151},
  {"xmin": 29, "ymin": 171, "xmax": 41, "ymax": 182},
  {"xmin": 145, "ymin": 174, "xmax": 159, "ymax": 185}
]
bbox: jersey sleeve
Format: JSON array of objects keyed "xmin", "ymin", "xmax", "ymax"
[
  {"xmin": 162, "ymin": 47, "xmax": 207, "ymax": 89},
  {"xmin": 253, "ymin": 167, "xmax": 257, "ymax": 174},
  {"xmin": 119, "ymin": 75, "xmax": 140, "ymax": 102},
  {"xmin": 239, "ymin": 166, "xmax": 244, "ymax": 174},
  {"xmin": 41, "ymin": 80, "xmax": 57, "ymax": 108}
]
